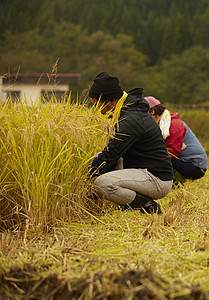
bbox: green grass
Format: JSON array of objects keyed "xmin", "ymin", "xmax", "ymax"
[{"xmin": 0, "ymin": 98, "xmax": 208, "ymax": 299}]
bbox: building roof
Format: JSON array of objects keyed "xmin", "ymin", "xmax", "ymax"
[{"xmin": 0, "ymin": 73, "xmax": 80, "ymax": 84}]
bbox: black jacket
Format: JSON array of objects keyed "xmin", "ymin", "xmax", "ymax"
[{"xmin": 90, "ymin": 88, "xmax": 173, "ymax": 181}]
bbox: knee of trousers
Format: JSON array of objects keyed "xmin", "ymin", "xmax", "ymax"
[
  {"xmin": 93, "ymin": 175, "xmax": 125, "ymax": 202},
  {"xmin": 93, "ymin": 175, "xmax": 110, "ymax": 197},
  {"xmin": 94, "ymin": 175, "xmax": 117, "ymax": 191},
  {"xmin": 94, "ymin": 173, "xmax": 117, "ymax": 187}
]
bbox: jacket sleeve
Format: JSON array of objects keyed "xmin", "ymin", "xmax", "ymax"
[
  {"xmin": 88, "ymin": 130, "xmax": 138, "ymax": 177},
  {"xmin": 165, "ymin": 118, "xmax": 187, "ymax": 159}
]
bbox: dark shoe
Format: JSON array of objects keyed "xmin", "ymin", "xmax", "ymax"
[
  {"xmin": 119, "ymin": 204, "xmax": 130, "ymax": 211},
  {"xmin": 119, "ymin": 193, "xmax": 162, "ymax": 214},
  {"xmin": 141, "ymin": 200, "xmax": 162, "ymax": 214}
]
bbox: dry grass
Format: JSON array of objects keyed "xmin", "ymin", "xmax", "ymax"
[
  {"xmin": 0, "ymin": 99, "xmax": 209, "ymax": 299},
  {"xmin": 0, "ymin": 173, "xmax": 209, "ymax": 299},
  {"xmin": 0, "ymin": 97, "xmax": 114, "ymax": 231}
]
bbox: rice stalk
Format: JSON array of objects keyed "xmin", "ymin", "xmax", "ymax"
[{"xmin": 0, "ymin": 96, "xmax": 112, "ymax": 231}]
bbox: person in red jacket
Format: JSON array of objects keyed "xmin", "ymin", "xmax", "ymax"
[{"xmin": 145, "ymin": 96, "xmax": 208, "ymax": 181}]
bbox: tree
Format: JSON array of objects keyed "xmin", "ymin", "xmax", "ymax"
[
  {"xmin": 193, "ymin": 5, "xmax": 209, "ymax": 48},
  {"xmin": 151, "ymin": 46, "xmax": 209, "ymax": 104},
  {"xmin": 0, "ymin": 30, "xmax": 52, "ymax": 73}
]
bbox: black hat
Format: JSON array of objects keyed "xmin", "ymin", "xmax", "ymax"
[{"xmin": 89, "ymin": 72, "xmax": 123, "ymax": 101}]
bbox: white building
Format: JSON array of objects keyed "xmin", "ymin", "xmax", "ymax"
[{"xmin": 0, "ymin": 73, "xmax": 80, "ymax": 105}]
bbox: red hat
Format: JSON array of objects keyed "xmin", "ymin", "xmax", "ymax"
[{"xmin": 144, "ymin": 96, "xmax": 161, "ymax": 109}]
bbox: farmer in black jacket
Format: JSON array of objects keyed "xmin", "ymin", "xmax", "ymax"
[{"xmin": 89, "ymin": 72, "xmax": 173, "ymax": 213}]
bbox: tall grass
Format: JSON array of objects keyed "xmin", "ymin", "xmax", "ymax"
[
  {"xmin": 1, "ymin": 99, "xmax": 208, "ymax": 232},
  {"xmin": 0, "ymin": 97, "xmax": 113, "ymax": 231}
]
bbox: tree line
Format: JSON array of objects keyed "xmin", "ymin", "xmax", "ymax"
[{"xmin": 0, "ymin": 0, "xmax": 209, "ymax": 104}]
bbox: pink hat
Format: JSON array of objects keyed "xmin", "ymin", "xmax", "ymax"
[{"xmin": 144, "ymin": 96, "xmax": 161, "ymax": 109}]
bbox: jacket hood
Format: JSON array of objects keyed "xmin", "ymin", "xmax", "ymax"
[
  {"xmin": 170, "ymin": 112, "xmax": 180, "ymax": 120},
  {"xmin": 123, "ymin": 88, "xmax": 149, "ymax": 111},
  {"xmin": 128, "ymin": 88, "xmax": 143, "ymax": 97}
]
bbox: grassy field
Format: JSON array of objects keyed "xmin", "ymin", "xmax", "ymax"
[{"xmin": 0, "ymin": 99, "xmax": 209, "ymax": 299}]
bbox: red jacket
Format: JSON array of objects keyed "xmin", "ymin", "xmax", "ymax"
[{"xmin": 165, "ymin": 112, "xmax": 187, "ymax": 159}]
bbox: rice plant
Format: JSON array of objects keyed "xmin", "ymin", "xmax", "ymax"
[{"xmin": 0, "ymin": 96, "xmax": 113, "ymax": 231}]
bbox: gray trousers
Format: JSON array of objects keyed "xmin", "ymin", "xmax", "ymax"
[{"xmin": 93, "ymin": 160, "xmax": 173, "ymax": 205}]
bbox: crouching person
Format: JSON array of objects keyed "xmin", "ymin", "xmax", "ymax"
[
  {"xmin": 145, "ymin": 96, "xmax": 208, "ymax": 181},
  {"xmin": 88, "ymin": 72, "xmax": 173, "ymax": 213}
]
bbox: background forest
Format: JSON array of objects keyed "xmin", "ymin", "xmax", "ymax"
[{"xmin": 1, "ymin": 0, "xmax": 209, "ymax": 104}]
